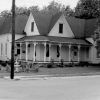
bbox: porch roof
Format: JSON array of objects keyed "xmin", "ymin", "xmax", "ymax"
[{"xmin": 16, "ymin": 36, "xmax": 91, "ymax": 46}]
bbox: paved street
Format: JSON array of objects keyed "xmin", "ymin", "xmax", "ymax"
[{"xmin": 0, "ymin": 75, "xmax": 100, "ymax": 100}]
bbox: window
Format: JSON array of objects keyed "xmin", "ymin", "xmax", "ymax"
[
  {"xmin": 31, "ymin": 22, "xmax": 34, "ymax": 32},
  {"xmin": 17, "ymin": 49, "xmax": 20, "ymax": 55},
  {"xmin": 46, "ymin": 44, "xmax": 49, "ymax": 57},
  {"xmin": 59, "ymin": 23, "xmax": 63, "ymax": 33},
  {"xmin": 16, "ymin": 44, "xmax": 20, "ymax": 55},
  {"xmin": 74, "ymin": 51, "xmax": 77, "ymax": 56},
  {"xmin": 57, "ymin": 45, "xmax": 60, "ymax": 57}
]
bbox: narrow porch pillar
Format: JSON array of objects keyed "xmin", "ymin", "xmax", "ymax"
[
  {"xmin": 44, "ymin": 42, "xmax": 46, "ymax": 62},
  {"xmin": 49, "ymin": 44, "xmax": 51, "ymax": 62},
  {"xmin": 33, "ymin": 42, "xmax": 36, "ymax": 62},
  {"xmin": 25, "ymin": 42, "xmax": 28, "ymax": 62},
  {"xmin": 69, "ymin": 44, "xmax": 71, "ymax": 62},
  {"xmin": 20, "ymin": 43, "xmax": 22, "ymax": 60},
  {"xmin": 78, "ymin": 45, "xmax": 81, "ymax": 62},
  {"xmin": 59, "ymin": 44, "xmax": 62, "ymax": 62}
]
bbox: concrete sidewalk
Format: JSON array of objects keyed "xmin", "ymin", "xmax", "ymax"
[{"xmin": 3, "ymin": 72, "xmax": 100, "ymax": 80}]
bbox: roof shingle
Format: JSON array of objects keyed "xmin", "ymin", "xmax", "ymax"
[
  {"xmin": 0, "ymin": 12, "xmax": 98, "ymax": 38},
  {"xmin": 0, "ymin": 15, "xmax": 28, "ymax": 35},
  {"xmin": 16, "ymin": 35, "xmax": 91, "ymax": 45}
]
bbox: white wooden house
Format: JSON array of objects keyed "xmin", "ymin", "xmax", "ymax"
[{"xmin": 0, "ymin": 12, "xmax": 99, "ymax": 64}]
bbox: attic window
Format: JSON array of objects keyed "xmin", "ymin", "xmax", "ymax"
[
  {"xmin": 31, "ymin": 22, "xmax": 34, "ymax": 32},
  {"xmin": 59, "ymin": 23, "xmax": 63, "ymax": 34}
]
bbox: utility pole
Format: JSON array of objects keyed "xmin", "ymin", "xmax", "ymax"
[{"xmin": 10, "ymin": 0, "xmax": 15, "ymax": 79}]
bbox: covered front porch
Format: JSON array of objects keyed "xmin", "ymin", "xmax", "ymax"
[{"xmin": 15, "ymin": 36, "xmax": 91, "ymax": 63}]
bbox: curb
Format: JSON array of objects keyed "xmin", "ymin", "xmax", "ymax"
[{"xmin": 3, "ymin": 74, "xmax": 100, "ymax": 81}]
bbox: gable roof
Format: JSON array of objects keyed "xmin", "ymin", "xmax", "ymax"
[
  {"xmin": 66, "ymin": 17, "xmax": 85, "ymax": 38},
  {"xmin": 0, "ymin": 16, "xmax": 11, "ymax": 35},
  {"xmin": 32, "ymin": 12, "xmax": 53, "ymax": 35},
  {"xmin": 84, "ymin": 18, "xmax": 97, "ymax": 37},
  {"xmin": 16, "ymin": 35, "xmax": 91, "ymax": 46},
  {"xmin": 0, "ymin": 12, "xmax": 98, "ymax": 38},
  {"xmin": 0, "ymin": 15, "xmax": 28, "ymax": 35},
  {"xmin": 48, "ymin": 12, "xmax": 62, "ymax": 33}
]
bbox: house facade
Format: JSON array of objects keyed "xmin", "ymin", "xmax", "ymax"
[{"xmin": 0, "ymin": 12, "xmax": 99, "ymax": 64}]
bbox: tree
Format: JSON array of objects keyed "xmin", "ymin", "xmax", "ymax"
[
  {"xmin": 65, "ymin": 5, "xmax": 74, "ymax": 16},
  {"xmin": 47, "ymin": 1, "xmax": 62, "ymax": 15},
  {"xmin": 28, "ymin": 6, "xmax": 40, "ymax": 13},
  {"xmin": 15, "ymin": 6, "xmax": 29, "ymax": 15},
  {"xmin": 40, "ymin": 0, "xmax": 65, "ymax": 15},
  {"xmin": 0, "ymin": 10, "xmax": 11, "ymax": 17},
  {"xmin": 75, "ymin": 0, "xmax": 100, "ymax": 19}
]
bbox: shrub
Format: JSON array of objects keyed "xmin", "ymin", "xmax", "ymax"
[
  {"xmin": 0, "ymin": 61, "xmax": 7, "ymax": 67},
  {"xmin": 59, "ymin": 59, "xmax": 64, "ymax": 67},
  {"xmin": 78, "ymin": 61, "xmax": 89, "ymax": 67},
  {"xmin": 47, "ymin": 59, "xmax": 54, "ymax": 68}
]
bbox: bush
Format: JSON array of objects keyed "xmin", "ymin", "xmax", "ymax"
[
  {"xmin": 0, "ymin": 61, "xmax": 7, "ymax": 67},
  {"xmin": 78, "ymin": 61, "xmax": 89, "ymax": 67},
  {"xmin": 47, "ymin": 59, "xmax": 54, "ymax": 68},
  {"xmin": 59, "ymin": 59, "xmax": 64, "ymax": 67}
]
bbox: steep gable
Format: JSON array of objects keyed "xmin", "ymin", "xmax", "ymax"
[
  {"xmin": 49, "ymin": 14, "xmax": 75, "ymax": 37},
  {"xmin": 25, "ymin": 12, "xmax": 53, "ymax": 36},
  {"xmin": 48, "ymin": 12, "xmax": 62, "ymax": 33},
  {"xmin": 24, "ymin": 13, "xmax": 40, "ymax": 36}
]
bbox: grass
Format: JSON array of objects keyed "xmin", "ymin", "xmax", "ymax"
[{"xmin": 0, "ymin": 66, "xmax": 100, "ymax": 78}]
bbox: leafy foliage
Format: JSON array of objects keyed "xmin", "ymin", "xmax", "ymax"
[
  {"xmin": 0, "ymin": 0, "xmax": 74, "ymax": 18},
  {"xmin": 75, "ymin": 0, "xmax": 100, "ymax": 19}
]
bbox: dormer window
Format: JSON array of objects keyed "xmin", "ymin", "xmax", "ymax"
[
  {"xmin": 31, "ymin": 22, "xmax": 34, "ymax": 32},
  {"xmin": 59, "ymin": 23, "xmax": 63, "ymax": 33}
]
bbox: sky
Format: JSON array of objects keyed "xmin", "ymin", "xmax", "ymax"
[{"xmin": 0, "ymin": 0, "xmax": 79, "ymax": 12}]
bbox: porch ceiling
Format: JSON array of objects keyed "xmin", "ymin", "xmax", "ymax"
[{"xmin": 16, "ymin": 35, "xmax": 91, "ymax": 46}]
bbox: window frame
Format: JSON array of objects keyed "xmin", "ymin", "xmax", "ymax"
[
  {"xmin": 31, "ymin": 22, "xmax": 34, "ymax": 32},
  {"xmin": 59, "ymin": 23, "xmax": 63, "ymax": 34}
]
